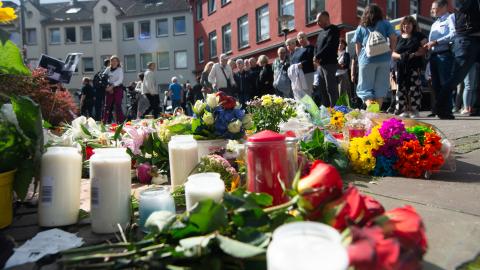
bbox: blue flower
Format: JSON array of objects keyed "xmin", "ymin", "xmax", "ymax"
[
  {"xmin": 333, "ymin": 105, "xmax": 351, "ymax": 114},
  {"xmin": 373, "ymin": 155, "xmax": 398, "ymax": 177}
]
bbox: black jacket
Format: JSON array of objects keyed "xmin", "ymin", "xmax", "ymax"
[
  {"xmin": 234, "ymin": 70, "xmax": 251, "ymax": 104},
  {"xmin": 314, "ymin": 24, "xmax": 340, "ymax": 65},
  {"xmin": 291, "ymin": 45, "xmax": 315, "ymax": 74},
  {"xmin": 248, "ymin": 66, "xmax": 261, "ymax": 98},
  {"xmin": 455, "ymin": 0, "xmax": 480, "ymax": 35},
  {"xmin": 257, "ymin": 64, "xmax": 275, "ymax": 96}
]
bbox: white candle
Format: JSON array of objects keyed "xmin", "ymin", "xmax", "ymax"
[
  {"xmin": 38, "ymin": 147, "xmax": 82, "ymax": 227},
  {"xmin": 168, "ymin": 135, "xmax": 198, "ymax": 189},
  {"xmin": 267, "ymin": 222, "xmax": 348, "ymax": 270},
  {"xmin": 184, "ymin": 173, "xmax": 225, "ymax": 211},
  {"xmin": 90, "ymin": 148, "xmax": 131, "ymax": 234}
]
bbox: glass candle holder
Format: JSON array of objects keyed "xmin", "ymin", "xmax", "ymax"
[
  {"xmin": 139, "ymin": 187, "xmax": 175, "ymax": 232},
  {"xmin": 267, "ymin": 222, "xmax": 348, "ymax": 270},
  {"xmin": 184, "ymin": 173, "xmax": 225, "ymax": 211}
]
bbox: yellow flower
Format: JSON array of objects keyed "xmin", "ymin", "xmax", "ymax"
[
  {"xmin": 261, "ymin": 97, "xmax": 272, "ymax": 106},
  {"xmin": 330, "ymin": 111, "xmax": 345, "ymax": 130},
  {"xmin": 274, "ymin": 97, "xmax": 283, "ymax": 105},
  {"xmin": 0, "ymin": 1, "xmax": 17, "ymax": 23}
]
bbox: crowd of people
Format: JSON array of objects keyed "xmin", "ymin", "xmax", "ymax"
[{"xmin": 78, "ymin": 0, "xmax": 480, "ymax": 123}]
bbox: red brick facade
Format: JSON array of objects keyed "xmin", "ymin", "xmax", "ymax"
[{"xmin": 190, "ymin": 0, "xmax": 442, "ymax": 73}]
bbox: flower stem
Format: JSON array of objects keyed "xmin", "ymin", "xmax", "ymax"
[{"xmin": 263, "ymin": 196, "xmax": 298, "ymax": 214}]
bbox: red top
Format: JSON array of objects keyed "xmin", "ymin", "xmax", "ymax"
[{"xmin": 247, "ymin": 130, "xmax": 286, "ymax": 143}]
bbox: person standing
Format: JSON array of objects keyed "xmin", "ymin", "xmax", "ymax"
[
  {"xmin": 192, "ymin": 76, "xmax": 204, "ymax": 102},
  {"xmin": 392, "ymin": 16, "xmax": 428, "ymax": 118},
  {"xmin": 135, "ymin": 72, "xmax": 150, "ymax": 119},
  {"xmin": 248, "ymin": 57, "xmax": 261, "ymax": 99},
  {"xmin": 92, "ymin": 59, "xmax": 110, "ymax": 121},
  {"xmin": 314, "ymin": 11, "xmax": 340, "ymax": 107},
  {"xmin": 353, "ymin": 4, "xmax": 397, "ymax": 108},
  {"xmin": 336, "ymin": 38, "xmax": 351, "ymax": 98},
  {"xmin": 168, "ymin": 77, "xmax": 184, "ymax": 110},
  {"xmin": 208, "ymin": 53, "xmax": 236, "ymax": 96},
  {"xmin": 80, "ymin": 77, "xmax": 95, "ymax": 117},
  {"xmin": 102, "ymin": 55, "xmax": 125, "ymax": 124},
  {"xmin": 462, "ymin": 63, "xmax": 479, "ymax": 114},
  {"xmin": 234, "ymin": 59, "xmax": 251, "ymax": 107},
  {"xmin": 201, "ymin": 61, "xmax": 215, "ymax": 96},
  {"xmin": 256, "ymin": 55, "xmax": 275, "ymax": 96},
  {"xmin": 292, "ymin": 32, "xmax": 315, "ymax": 95},
  {"xmin": 433, "ymin": 0, "xmax": 480, "ymax": 118},
  {"xmin": 142, "ymin": 62, "xmax": 159, "ymax": 118},
  {"xmin": 424, "ymin": 0, "xmax": 456, "ymax": 118},
  {"xmin": 273, "ymin": 47, "xmax": 292, "ymax": 97}
]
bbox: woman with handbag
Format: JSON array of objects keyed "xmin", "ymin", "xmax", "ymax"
[
  {"xmin": 353, "ymin": 4, "xmax": 397, "ymax": 109},
  {"xmin": 102, "ymin": 55, "xmax": 125, "ymax": 123}
]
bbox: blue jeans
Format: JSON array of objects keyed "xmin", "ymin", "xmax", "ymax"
[
  {"xmin": 439, "ymin": 36, "xmax": 480, "ymax": 115},
  {"xmin": 356, "ymin": 61, "xmax": 390, "ymax": 101},
  {"xmin": 172, "ymin": 99, "xmax": 181, "ymax": 110},
  {"xmin": 430, "ymin": 52, "xmax": 454, "ymax": 115},
  {"xmin": 463, "ymin": 63, "xmax": 479, "ymax": 108}
]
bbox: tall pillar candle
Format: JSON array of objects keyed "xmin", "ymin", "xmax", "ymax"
[
  {"xmin": 168, "ymin": 135, "xmax": 198, "ymax": 189},
  {"xmin": 184, "ymin": 173, "xmax": 224, "ymax": 211},
  {"xmin": 38, "ymin": 147, "xmax": 82, "ymax": 227},
  {"xmin": 90, "ymin": 148, "xmax": 131, "ymax": 234}
]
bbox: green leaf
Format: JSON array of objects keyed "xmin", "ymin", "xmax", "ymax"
[
  {"xmin": 42, "ymin": 120, "xmax": 52, "ymax": 129},
  {"xmin": 236, "ymin": 227, "xmax": 271, "ymax": 247},
  {"xmin": 335, "ymin": 93, "xmax": 350, "ymax": 107},
  {"xmin": 0, "ymin": 29, "xmax": 31, "ymax": 76},
  {"xmin": 80, "ymin": 123, "xmax": 92, "ymax": 137},
  {"xmin": 13, "ymin": 160, "xmax": 34, "ymax": 200},
  {"xmin": 246, "ymin": 193, "xmax": 273, "ymax": 208},
  {"xmin": 216, "ymin": 235, "xmax": 266, "ymax": 258},
  {"xmin": 112, "ymin": 123, "xmax": 124, "ymax": 141},
  {"xmin": 191, "ymin": 118, "xmax": 202, "ymax": 133},
  {"xmin": 145, "ymin": 211, "xmax": 177, "ymax": 233}
]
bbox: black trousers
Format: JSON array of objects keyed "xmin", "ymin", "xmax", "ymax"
[{"xmin": 144, "ymin": 94, "xmax": 160, "ymax": 118}]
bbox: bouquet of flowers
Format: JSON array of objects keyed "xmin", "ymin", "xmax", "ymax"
[
  {"xmin": 246, "ymin": 95, "xmax": 296, "ymax": 132},
  {"xmin": 191, "ymin": 92, "xmax": 253, "ymax": 140},
  {"xmin": 348, "ymin": 118, "xmax": 445, "ymax": 178},
  {"xmin": 191, "ymin": 154, "xmax": 240, "ymax": 191}
]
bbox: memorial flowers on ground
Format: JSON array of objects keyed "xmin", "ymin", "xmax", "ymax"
[{"xmin": 247, "ymin": 94, "xmax": 297, "ymax": 132}]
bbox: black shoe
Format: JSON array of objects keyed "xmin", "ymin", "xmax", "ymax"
[
  {"xmin": 470, "ymin": 110, "xmax": 480, "ymax": 116},
  {"xmin": 438, "ymin": 114, "xmax": 455, "ymax": 120},
  {"xmin": 427, "ymin": 113, "xmax": 436, "ymax": 117}
]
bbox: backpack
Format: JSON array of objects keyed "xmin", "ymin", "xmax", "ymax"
[
  {"xmin": 92, "ymin": 70, "xmax": 109, "ymax": 91},
  {"xmin": 365, "ymin": 27, "xmax": 390, "ymax": 57}
]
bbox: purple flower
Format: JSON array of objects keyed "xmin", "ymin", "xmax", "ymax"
[{"xmin": 378, "ymin": 118, "xmax": 406, "ymax": 140}]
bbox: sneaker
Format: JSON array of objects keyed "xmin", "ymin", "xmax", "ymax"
[
  {"xmin": 399, "ymin": 112, "xmax": 410, "ymax": 118},
  {"xmin": 460, "ymin": 109, "xmax": 470, "ymax": 115},
  {"xmin": 410, "ymin": 111, "xmax": 420, "ymax": 118}
]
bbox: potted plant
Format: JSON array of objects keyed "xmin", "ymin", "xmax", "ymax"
[{"xmin": 0, "ymin": 95, "xmax": 43, "ymax": 228}]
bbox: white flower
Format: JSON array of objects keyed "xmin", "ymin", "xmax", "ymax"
[
  {"xmin": 242, "ymin": 114, "xmax": 254, "ymax": 130},
  {"xmin": 202, "ymin": 112, "xmax": 215, "ymax": 125},
  {"xmin": 227, "ymin": 120, "xmax": 242, "ymax": 133},
  {"xmin": 206, "ymin": 94, "xmax": 219, "ymax": 108},
  {"xmin": 193, "ymin": 100, "xmax": 206, "ymax": 115},
  {"xmin": 71, "ymin": 116, "xmax": 88, "ymax": 139}
]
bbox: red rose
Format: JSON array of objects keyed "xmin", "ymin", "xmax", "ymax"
[
  {"xmin": 216, "ymin": 91, "xmax": 237, "ymax": 110},
  {"xmin": 362, "ymin": 194, "xmax": 385, "ymax": 222},
  {"xmin": 297, "ymin": 160, "xmax": 343, "ymax": 211},
  {"xmin": 136, "ymin": 163, "xmax": 152, "ymax": 184},
  {"xmin": 347, "ymin": 226, "xmax": 400, "ymax": 270},
  {"xmin": 85, "ymin": 146, "xmax": 94, "ymax": 160},
  {"xmin": 373, "ymin": 205, "xmax": 428, "ymax": 255}
]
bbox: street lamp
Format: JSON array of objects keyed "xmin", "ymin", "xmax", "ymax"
[{"xmin": 277, "ymin": 15, "xmax": 294, "ymax": 43}]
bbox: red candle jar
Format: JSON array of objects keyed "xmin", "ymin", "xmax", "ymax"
[
  {"xmin": 348, "ymin": 128, "xmax": 366, "ymax": 139},
  {"xmin": 246, "ymin": 130, "xmax": 290, "ymax": 205}
]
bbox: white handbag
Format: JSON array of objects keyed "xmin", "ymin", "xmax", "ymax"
[{"xmin": 365, "ymin": 28, "xmax": 390, "ymax": 57}]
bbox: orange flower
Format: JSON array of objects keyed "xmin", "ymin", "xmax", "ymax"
[{"xmin": 423, "ymin": 132, "xmax": 442, "ymax": 151}]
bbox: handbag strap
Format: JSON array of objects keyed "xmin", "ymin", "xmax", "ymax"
[{"xmin": 220, "ymin": 66, "xmax": 231, "ymax": 84}]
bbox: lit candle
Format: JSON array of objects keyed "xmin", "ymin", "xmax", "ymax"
[
  {"xmin": 139, "ymin": 187, "xmax": 175, "ymax": 232},
  {"xmin": 184, "ymin": 173, "xmax": 224, "ymax": 211},
  {"xmin": 267, "ymin": 222, "xmax": 348, "ymax": 270},
  {"xmin": 38, "ymin": 147, "xmax": 82, "ymax": 227},
  {"xmin": 169, "ymin": 135, "xmax": 198, "ymax": 189},
  {"xmin": 90, "ymin": 148, "xmax": 131, "ymax": 234}
]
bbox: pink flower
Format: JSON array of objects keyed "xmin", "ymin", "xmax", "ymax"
[{"xmin": 122, "ymin": 126, "xmax": 152, "ymax": 155}]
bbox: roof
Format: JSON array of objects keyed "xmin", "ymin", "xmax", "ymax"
[
  {"xmin": 40, "ymin": 1, "xmax": 98, "ymax": 24},
  {"xmin": 2, "ymin": 1, "xmax": 19, "ymax": 9},
  {"xmin": 110, "ymin": 0, "xmax": 190, "ymax": 18}
]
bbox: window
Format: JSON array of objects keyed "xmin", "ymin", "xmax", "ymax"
[
  {"xmin": 65, "ymin": 27, "xmax": 76, "ymax": 43},
  {"xmin": 222, "ymin": 23, "xmax": 231, "ymax": 53},
  {"xmin": 196, "ymin": 0, "xmax": 203, "ymax": 21},
  {"xmin": 100, "ymin": 24, "xmax": 112, "ymax": 40},
  {"xmin": 357, "ymin": 0, "xmax": 369, "ymax": 18},
  {"xmin": 307, "ymin": 0, "xmax": 325, "ymax": 24},
  {"xmin": 174, "ymin": 17, "xmax": 186, "ymax": 35},
  {"xmin": 238, "ymin": 15, "xmax": 249, "ymax": 48},
  {"xmin": 83, "ymin": 57, "xmax": 94, "ymax": 73},
  {"xmin": 387, "ymin": 0, "xmax": 397, "ymax": 19},
  {"xmin": 156, "ymin": 19, "xmax": 168, "ymax": 37},
  {"xmin": 197, "ymin": 38, "xmax": 204, "ymax": 63},
  {"xmin": 123, "ymin": 22, "xmax": 134, "ymax": 40},
  {"xmin": 256, "ymin": 5, "xmax": 270, "ymax": 42},
  {"xmin": 157, "ymin": 52, "xmax": 169, "ymax": 70},
  {"xmin": 279, "ymin": 0, "xmax": 294, "ymax": 31},
  {"xmin": 140, "ymin": 53, "xmax": 153, "ymax": 71},
  {"xmin": 410, "ymin": 0, "xmax": 419, "ymax": 15},
  {"xmin": 80, "ymin": 26, "xmax": 92, "ymax": 42},
  {"xmin": 208, "ymin": 0, "xmax": 216, "ymax": 14},
  {"xmin": 174, "ymin": 51, "xmax": 188, "ymax": 69},
  {"xmin": 209, "ymin": 31, "xmax": 217, "ymax": 59},
  {"xmin": 139, "ymin": 21, "xmax": 151, "ymax": 39},
  {"xmin": 221, "ymin": 0, "xmax": 231, "ymax": 5},
  {"xmin": 124, "ymin": 55, "xmax": 136, "ymax": 72},
  {"xmin": 26, "ymin": 28, "xmax": 37, "ymax": 45},
  {"xmin": 49, "ymin": 28, "xmax": 60, "ymax": 44}
]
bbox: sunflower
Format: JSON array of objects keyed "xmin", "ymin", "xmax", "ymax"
[{"xmin": 0, "ymin": 1, "xmax": 17, "ymax": 23}]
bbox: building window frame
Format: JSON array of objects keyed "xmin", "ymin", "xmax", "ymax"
[
  {"xmin": 410, "ymin": 0, "xmax": 419, "ymax": 15},
  {"xmin": 25, "ymin": 28, "xmax": 37, "ymax": 45},
  {"xmin": 157, "ymin": 51, "xmax": 170, "ymax": 70},
  {"xmin": 65, "ymin": 27, "xmax": 77, "ymax": 44},
  {"xmin": 237, "ymin": 15, "xmax": 249, "ymax": 49},
  {"xmin": 124, "ymin": 54, "xmax": 137, "ymax": 72},
  {"xmin": 196, "ymin": 0, "xmax": 203, "ymax": 21},
  {"xmin": 100, "ymin": 23, "xmax": 112, "ymax": 41},
  {"xmin": 209, "ymin": 30, "xmax": 217, "ymax": 59},
  {"xmin": 197, "ymin": 38, "xmax": 204, "ymax": 64},
  {"xmin": 173, "ymin": 16, "xmax": 186, "ymax": 36},
  {"xmin": 123, "ymin": 22, "xmax": 135, "ymax": 40},
  {"xmin": 256, "ymin": 4, "xmax": 270, "ymax": 43},
  {"xmin": 386, "ymin": 0, "xmax": 398, "ymax": 19},
  {"xmin": 306, "ymin": 0, "xmax": 325, "ymax": 24},
  {"xmin": 140, "ymin": 53, "xmax": 153, "ymax": 71},
  {"xmin": 222, "ymin": 23, "xmax": 232, "ymax": 53},
  {"xmin": 156, "ymin": 18, "xmax": 168, "ymax": 37},
  {"xmin": 139, "ymin": 20, "xmax": 151, "ymax": 39},
  {"xmin": 208, "ymin": 0, "xmax": 216, "ymax": 15},
  {"xmin": 221, "ymin": 0, "xmax": 231, "ymax": 6},
  {"xmin": 174, "ymin": 50, "xmax": 188, "ymax": 69},
  {"xmin": 49, "ymin": 27, "xmax": 61, "ymax": 44},
  {"xmin": 83, "ymin": 57, "xmax": 94, "ymax": 73},
  {"xmin": 278, "ymin": 0, "xmax": 294, "ymax": 33},
  {"xmin": 80, "ymin": 26, "xmax": 92, "ymax": 43},
  {"xmin": 357, "ymin": 0, "xmax": 370, "ymax": 18}
]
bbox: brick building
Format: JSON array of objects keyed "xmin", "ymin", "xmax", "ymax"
[{"xmin": 189, "ymin": 0, "xmax": 443, "ymax": 73}]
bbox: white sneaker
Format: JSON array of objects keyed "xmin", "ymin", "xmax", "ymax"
[
  {"xmin": 399, "ymin": 112, "xmax": 410, "ymax": 118},
  {"xmin": 410, "ymin": 111, "xmax": 420, "ymax": 118}
]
